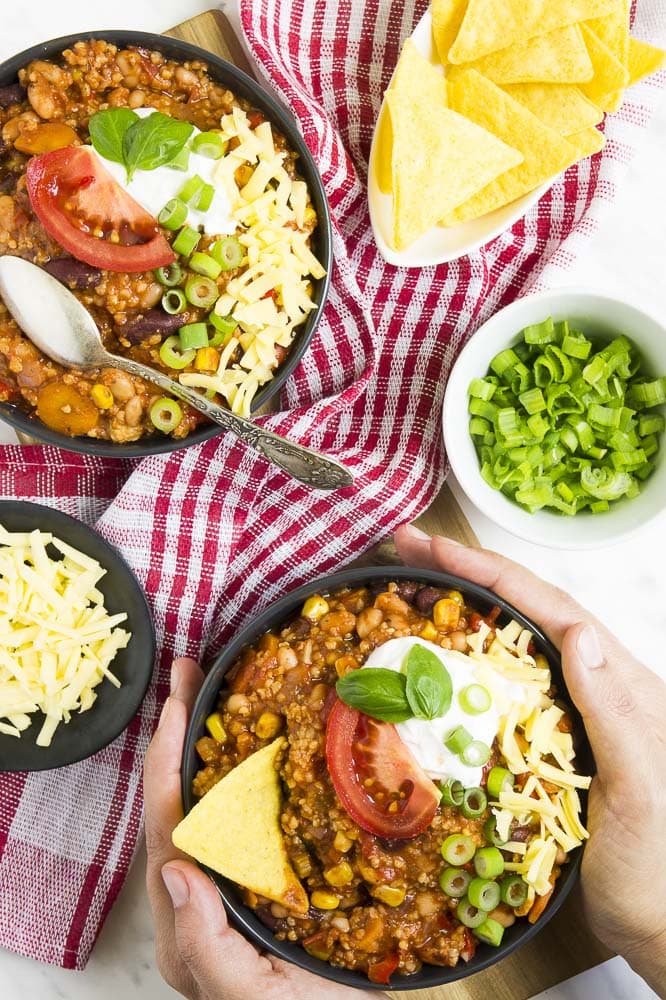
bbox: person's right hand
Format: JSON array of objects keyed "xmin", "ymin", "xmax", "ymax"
[{"xmin": 395, "ymin": 525, "xmax": 666, "ymax": 996}]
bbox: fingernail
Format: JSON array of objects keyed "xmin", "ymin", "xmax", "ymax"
[
  {"xmin": 162, "ymin": 865, "xmax": 190, "ymax": 908},
  {"xmin": 577, "ymin": 625, "xmax": 605, "ymax": 670},
  {"xmin": 157, "ymin": 697, "xmax": 171, "ymax": 730},
  {"xmin": 404, "ymin": 524, "xmax": 431, "ymax": 541},
  {"xmin": 170, "ymin": 661, "xmax": 181, "ymax": 696}
]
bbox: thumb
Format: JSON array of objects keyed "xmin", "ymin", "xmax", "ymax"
[
  {"xmin": 161, "ymin": 860, "xmax": 272, "ymax": 999},
  {"xmin": 560, "ymin": 622, "xmax": 640, "ymax": 788}
]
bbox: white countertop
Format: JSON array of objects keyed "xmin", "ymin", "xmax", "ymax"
[{"xmin": 1, "ymin": 2, "xmax": 665, "ymax": 998}]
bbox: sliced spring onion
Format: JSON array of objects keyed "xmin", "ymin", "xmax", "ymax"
[
  {"xmin": 461, "ymin": 740, "xmax": 491, "ymax": 767},
  {"xmin": 178, "ymin": 173, "xmax": 205, "ymax": 204},
  {"xmin": 159, "ymin": 335, "xmax": 195, "ymax": 370},
  {"xmin": 158, "ymin": 198, "xmax": 188, "ymax": 231},
  {"xmin": 444, "ymin": 725, "xmax": 472, "ymax": 755},
  {"xmin": 210, "ymin": 235, "xmax": 244, "ymax": 271},
  {"xmin": 483, "ymin": 815, "xmax": 507, "ymax": 848},
  {"xmin": 208, "ymin": 312, "xmax": 237, "ymax": 346},
  {"xmin": 459, "ymin": 684, "xmax": 491, "ymax": 716},
  {"xmin": 149, "ymin": 397, "xmax": 182, "ymax": 433},
  {"xmin": 185, "ymin": 276, "xmax": 218, "ymax": 309},
  {"xmin": 189, "ymin": 252, "xmax": 222, "ymax": 280},
  {"xmin": 461, "ymin": 787, "xmax": 487, "ymax": 820},
  {"xmin": 439, "ymin": 867, "xmax": 471, "ymax": 898},
  {"xmin": 473, "ymin": 916, "xmax": 505, "ymax": 947},
  {"xmin": 179, "ymin": 322, "xmax": 209, "ymax": 351},
  {"xmin": 441, "ymin": 834, "xmax": 476, "ymax": 866},
  {"xmin": 172, "ymin": 226, "xmax": 201, "ymax": 258},
  {"xmin": 467, "ymin": 877, "xmax": 501, "ymax": 912},
  {"xmin": 439, "ymin": 778, "xmax": 464, "ymax": 808},
  {"xmin": 191, "ymin": 131, "xmax": 227, "ymax": 159},
  {"xmin": 161, "ymin": 288, "xmax": 187, "ymax": 315},
  {"xmin": 474, "ymin": 847, "xmax": 504, "ymax": 879},
  {"xmin": 456, "ymin": 898, "xmax": 487, "ymax": 930},
  {"xmin": 166, "ymin": 146, "xmax": 191, "ymax": 172},
  {"xmin": 486, "ymin": 766, "xmax": 514, "ymax": 800},
  {"xmin": 195, "ymin": 183, "xmax": 215, "ymax": 212},
  {"xmin": 155, "ymin": 263, "xmax": 183, "ymax": 287},
  {"xmin": 500, "ymin": 876, "xmax": 529, "ymax": 908}
]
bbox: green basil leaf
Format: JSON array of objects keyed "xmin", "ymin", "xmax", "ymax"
[
  {"xmin": 404, "ymin": 645, "xmax": 452, "ymax": 720},
  {"xmin": 336, "ymin": 668, "xmax": 411, "ymax": 723},
  {"xmin": 123, "ymin": 112, "xmax": 194, "ymax": 180},
  {"xmin": 89, "ymin": 108, "xmax": 139, "ymax": 165}
]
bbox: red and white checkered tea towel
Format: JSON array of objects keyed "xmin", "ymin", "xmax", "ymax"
[{"xmin": 0, "ymin": 0, "xmax": 664, "ymax": 971}]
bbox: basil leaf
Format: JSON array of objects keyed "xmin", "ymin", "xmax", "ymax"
[
  {"xmin": 123, "ymin": 112, "xmax": 194, "ymax": 180},
  {"xmin": 89, "ymin": 108, "xmax": 139, "ymax": 165},
  {"xmin": 404, "ymin": 645, "xmax": 452, "ymax": 720},
  {"xmin": 336, "ymin": 668, "xmax": 411, "ymax": 723}
]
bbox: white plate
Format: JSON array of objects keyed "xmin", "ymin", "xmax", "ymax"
[{"xmin": 368, "ymin": 7, "xmax": 549, "ymax": 268}]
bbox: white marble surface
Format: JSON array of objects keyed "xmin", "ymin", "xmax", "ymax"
[{"xmin": 1, "ymin": 2, "xmax": 665, "ymax": 998}]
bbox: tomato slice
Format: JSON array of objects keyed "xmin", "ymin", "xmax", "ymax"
[
  {"xmin": 368, "ymin": 952, "xmax": 399, "ymax": 985},
  {"xmin": 325, "ymin": 698, "xmax": 440, "ymax": 840},
  {"xmin": 26, "ymin": 146, "xmax": 175, "ymax": 272}
]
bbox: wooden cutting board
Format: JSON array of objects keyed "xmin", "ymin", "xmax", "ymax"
[{"xmin": 167, "ymin": 11, "xmax": 612, "ymax": 998}]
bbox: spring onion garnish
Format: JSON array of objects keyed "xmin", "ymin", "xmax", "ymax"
[
  {"xmin": 461, "ymin": 787, "xmax": 487, "ymax": 819},
  {"xmin": 159, "ymin": 335, "xmax": 195, "ymax": 370},
  {"xmin": 179, "ymin": 322, "xmax": 209, "ymax": 351},
  {"xmin": 461, "ymin": 739, "xmax": 491, "ymax": 767},
  {"xmin": 468, "ymin": 317, "xmax": 666, "ymax": 515},
  {"xmin": 190, "ymin": 252, "xmax": 223, "ymax": 280},
  {"xmin": 161, "ymin": 288, "xmax": 187, "ymax": 315},
  {"xmin": 486, "ymin": 766, "xmax": 515, "ymax": 800},
  {"xmin": 441, "ymin": 834, "xmax": 476, "ymax": 866},
  {"xmin": 149, "ymin": 397, "xmax": 182, "ymax": 433},
  {"xmin": 444, "ymin": 725, "xmax": 472, "ymax": 755},
  {"xmin": 474, "ymin": 847, "xmax": 505, "ymax": 879},
  {"xmin": 483, "ymin": 815, "xmax": 507, "ymax": 848},
  {"xmin": 500, "ymin": 876, "xmax": 529, "ymax": 908},
  {"xmin": 154, "ymin": 263, "xmax": 183, "ymax": 287},
  {"xmin": 459, "ymin": 683, "xmax": 491, "ymax": 715},
  {"xmin": 172, "ymin": 226, "xmax": 201, "ymax": 258},
  {"xmin": 178, "ymin": 173, "xmax": 205, "ymax": 204},
  {"xmin": 439, "ymin": 777, "xmax": 464, "ymax": 808},
  {"xmin": 467, "ymin": 877, "xmax": 501, "ymax": 912},
  {"xmin": 456, "ymin": 898, "xmax": 487, "ymax": 929},
  {"xmin": 191, "ymin": 131, "xmax": 227, "ymax": 159},
  {"xmin": 473, "ymin": 916, "xmax": 505, "ymax": 947},
  {"xmin": 211, "ymin": 235, "xmax": 244, "ymax": 271},
  {"xmin": 185, "ymin": 275, "xmax": 219, "ymax": 310},
  {"xmin": 158, "ymin": 198, "xmax": 188, "ymax": 231},
  {"xmin": 439, "ymin": 867, "xmax": 472, "ymax": 898}
]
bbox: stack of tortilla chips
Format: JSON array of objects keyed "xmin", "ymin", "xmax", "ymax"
[{"xmin": 378, "ymin": 0, "xmax": 666, "ymax": 250}]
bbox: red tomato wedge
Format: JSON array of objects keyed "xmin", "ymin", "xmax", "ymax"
[
  {"xmin": 26, "ymin": 146, "xmax": 175, "ymax": 272},
  {"xmin": 325, "ymin": 698, "xmax": 440, "ymax": 840}
]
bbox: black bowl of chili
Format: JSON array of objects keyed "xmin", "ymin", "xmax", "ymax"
[
  {"xmin": 0, "ymin": 31, "xmax": 332, "ymax": 456},
  {"xmin": 181, "ymin": 566, "xmax": 592, "ymax": 991}
]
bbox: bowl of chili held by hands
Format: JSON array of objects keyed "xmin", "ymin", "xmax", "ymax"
[
  {"xmin": 0, "ymin": 32, "xmax": 331, "ymax": 455},
  {"xmin": 177, "ymin": 567, "xmax": 592, "ymax": 990}
]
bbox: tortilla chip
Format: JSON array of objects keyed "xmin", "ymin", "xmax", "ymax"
[
  {"xmin": 627, "ymin": 36, "xmax": 666, "ymax": 87},
  {"xmin": 172, "ymin": 738, "xmax": 309, "ymax": 914},
  {"xmin": 374, "ymin": 104, "xmax": 393, "ymax": 194},
  {"xmin": 442, "ymin": 69, "xmax": 587, "ymax": 225},
  {"xmin": 448, "ymin": 0, "xmax": 614, "ymax": 64},
  {"xmin": 468, "ymin": 25, "xmax": 594, "ymax": 85},
  {"xmin": 432, "ymin": 0, "xmax": 469, "ymax": 65},
  {"xmin": 587, "ymin": 0, "xmax": 630, "ymax": 65},
  {"xmin": 579, "ymin": 23, "xmax": 629, "ymax": 108},
  {"xmin": 565, "ymin": 126, "xmax": 606, "ymax": 157},
  {"xmin": 502, "ymin": 83, "xmax": 603, "ymax": 134},
  {"xmin": 388, "ymin": 85, "xmax": 523, "ymax": 248}
]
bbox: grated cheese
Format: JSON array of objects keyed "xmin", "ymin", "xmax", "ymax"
[{"xmin": 0, "ymin": 526, "xmax": 131, "ymax": 747}]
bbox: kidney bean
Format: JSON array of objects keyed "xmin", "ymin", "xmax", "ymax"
[
  {"xmin": 0, "ymin": 84, "xmax": 27, "ymax": 108},
  {"xmin": 43, "ymin": 257, "xmax": 101, "ymax": 289},
  {"xmin": 119, "ymin": 309, "xmax": 182, "ymax": 344},
  {"xmin": 395, "ymin": 579, "xmax": 418, "ymax": 603},
  {"xmin": 415, "ymin": 586, "xmax": 444, "ymax": 615}
]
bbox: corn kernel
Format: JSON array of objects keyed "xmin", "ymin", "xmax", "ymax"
[
  {"xmin": 302, "ymin": 595, "xmax": 329, "ymax": 621},
  {"xmin": 333, "ymin": 831, "xmax": 353, "ymax": 853},
  {"xmin": 310, "ymin": 890, "xmax": 340, "ymax": 910},
  {"xmin": 372, "ymin": 884, "xmax": 406, "ymax": 907},
  {"xmin": 91, "ymin": 384, "xmax": 114, "ymax": 410},
  {"xmin": 194, "ymin": 347, "xmax": 220, "ymax": 372},
  {"xmin": 205, "ymin": 712, "xmax": 226, "ymax": 743},
  {"xmin": 420, "ymin": 621, "xmax": 438, "ymax": 641},
  {"xmin": 293, "ymin": 852, "xmax": 313, "ymax": 878},
  {"xmin": 433, "ymin": 598, "xmax": 461, "ymax": 631},
  {"xmin": 323, "ymin": 862, "xmax": 354, "ymax": 887},
  {"xmin": 303, "ymin": 206, "xmax": 317, "ymax": 227},
  {"xmin": 535, "ymin": 653, "xmax": 549, "ymax": 671},
  {"xmin": 447, "ymin": 590, "xmax": 465, "ymax": 607},
  {"xmin": 255, "ymin": 711, "xmax": 283, "ymax": 740}
]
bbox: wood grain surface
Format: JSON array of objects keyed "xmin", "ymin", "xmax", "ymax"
[{"xmin": 169, "ymin": 11, "xmax": 613, "ymax": 997}]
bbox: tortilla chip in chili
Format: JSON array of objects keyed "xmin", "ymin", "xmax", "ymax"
[
  {"xmin": 172, "ymin": 737, "xmax": 309, "ymax": 914},
  {"xmin": 502, "ymin": 82, "xmax": 603, "ymax": 134},
  {"xmin": 468, "ymin": 25, "xmax": 594, "ymax": 85}
]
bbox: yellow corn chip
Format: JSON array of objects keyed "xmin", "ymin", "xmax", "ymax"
[
  {"xmin": 502, "ymin": 83, "xmax": 603, "ymax": 134},
  {"xmin": 432, "ymin": 0, "xmax": 469, "ymax": 65},
  {"xmin": 566, "ymin": 126, "xmax": 606, "ymax": 157},
  {"xmin": 579, "ymin": 23, "xmax": 630, "ymax": 108},
  {"xmin": 442, "ymin": 69, "xmax": 587, "ymax": 225},
  {"xmin": 468, "ymin": 25, "xmax": 594, "ymax": 85},
  {"xmin": 448, "ymin": 0, "xmax": 614, "ymax": 63},
  {"xmin": 627, "ymin": 36, "xmax": 666, "ymax": 87},
  {"xmin": 172, "ymin": 738, "xmax": 309, "ymax": 914},
  {"xmin": 587, "ymin": 0, "xmax": 630, "ymax": 65}
]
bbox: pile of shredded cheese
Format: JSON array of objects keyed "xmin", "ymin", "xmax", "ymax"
[
  {"xmin": 180, "ymin": 106, "xmax": 326, "ymax": 417},
  {"xmin": 0, "ymin": 525, "xmax": 131, "ymax": 747},
  {"xmin": 467, "ymin": 619, "xmax": 591, "ymax": 911}
]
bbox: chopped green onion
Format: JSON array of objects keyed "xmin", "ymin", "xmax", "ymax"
[
  {"xmin": 500, "ymin": 876, "xmax": 529, "ymax": 908},
  {"xmin": 166, "ymin": 146, "xmax": 191, "ymax": 171},
  {"xmin": 486, "ymin": 766, "xmax": 514, "ymax": 800},
  {"xmin": 439, "ymin": 778, "xmax": 464, "ymax": 808},
  {"xmin": 191, "ymin": 131, "xmax": 227, "ymax": 158},
  {"xmin": 159, "ymin": 335, "xmax": 195, "ymax": 370},
  {"xmin": 439, "ymin": 868, "xmax": 471, "ymax": 898},
  {"xmin": 523, "ymin": 317, "xmax": 555, "ymax": 344},
  {"xmin": 211, "ymin": 235, "xmax": 244, "ymax": 271},
  {"xmin": 208, "ymin": 312, "xmax": 237, "ymax": 346},
  {"xmin": 639, "ymin": 413, "xmax": 665, "ymax": 436},
  {"xmin": 154, "ymin": 263, "xmax": 183, "ymax": 287},
  {"xmin": 469, "ymin": 378, "xmax": 496, "ymax": 402},
  {"xmin": 444, "ymin": 725, "xmax": 472, "ymax": 755},
  {"xmin": 461, "ymin": 740, "xmax": 491, "ymax": 767},
  {"xmin": 179, "ymin": 322, "xmax": 209, "ymax": 351},
  {"xmin": 189, "ymin": 252, "xmax": 222, "ymax": 280},
  {"xmin": 467, "ymin": 877, "xmax": 501, "ymax": 912},
  {"xmin": 441, "ymin": 834, "xmax": 476, "ymax": 866},
  {"xmin": 456, "ymin": 898, "xmax": 487, "ymax": 929},
  {"xmin": 461, "ymin": 787, "xmax": 487, "ymax": 820},
  {"xmin": 172, "ymin": 226, "xmax": 201, "ymax": 257},
  {"xmin": 474, "ymin": 847, "xmax": 504, "ymax": 879},
  {"xmin": 161, "ymin": 288, "xmax": 187, "ymax": 315},
  {"xmin": 483, "ymin": 815, "xmax": 507, "ymax": 848},
  {"xmin": 178, "ymin": 173, "xmax": 205, "ymax": 204},
  {"xmin": 518, "ymin": 387, "xmax": 546, "ymax": 414},
  {"xmin": 184, "ymin": 275, "xmax": 218, "ymax": 309},
  {"xmin": 158, "ymin": 198, "xmax": 188, "ymax": 231},
  {"xmin": 149, "ymin": 397, "xmax": 182, "ymax": 433},
  {"xmin": 459, "ymin": 684, "xmax": 491, "ymax": 716},
  {"xmin": 473, "ymin": 916, "xmax": 505, "ymax": 947},
  {"xmin": 195, "ymin": 183, "xmax": 215, "ymax": 212},
  {"xmin": 628, "ymin": 377, "xmax": 666, "ymax": 410}
]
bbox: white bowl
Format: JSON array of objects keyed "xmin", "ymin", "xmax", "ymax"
[
  {"xmin": 367, "ymin": 7, "xmax": 549, "ymax": 269},
  {"xmin": 442, "ymin": 289, "xmax": 666, "ymax": 549}
]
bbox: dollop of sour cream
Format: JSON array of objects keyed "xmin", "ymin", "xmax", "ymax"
[
  {"xmin": 363, "ymin": 637, "xmax": 527, "ymax": 787},
  {"xmin": 91, "ymin": 107, "xmax": 236, "ymax": 237}
]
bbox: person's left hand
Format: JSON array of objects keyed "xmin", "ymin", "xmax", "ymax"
[{"xmin": 143, "ymin": 656, "xmax": 380, "ymax": 1000}]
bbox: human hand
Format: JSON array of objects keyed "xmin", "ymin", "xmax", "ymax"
[
  {"xmin": 395, "ymin": 525, "xmax": 666, "ymax": 996},
  {"xmin": 143, "ymin": 656, "xmax": 380, "ymax": 1000}
]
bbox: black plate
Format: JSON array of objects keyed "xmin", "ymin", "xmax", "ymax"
[
  {"xmin": 0, "ymin": 500, "xmax": 155, "ymax": 770},
  {"xmin": 182, "ymin": 566, "xmax": 592, "ymax": 991},
  {"xmin": 0, "ymin": 31, "xmax": 332, "ymax": 456}
]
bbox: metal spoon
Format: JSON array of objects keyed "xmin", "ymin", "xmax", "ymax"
[{"xmin": 0, "ymin": 257, "xmax": 353, "ymax": 490}]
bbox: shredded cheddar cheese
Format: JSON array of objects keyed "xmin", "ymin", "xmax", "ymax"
[{"xmin": 0, "ymin": 525, "xmax": 131, "ymax": 747}]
